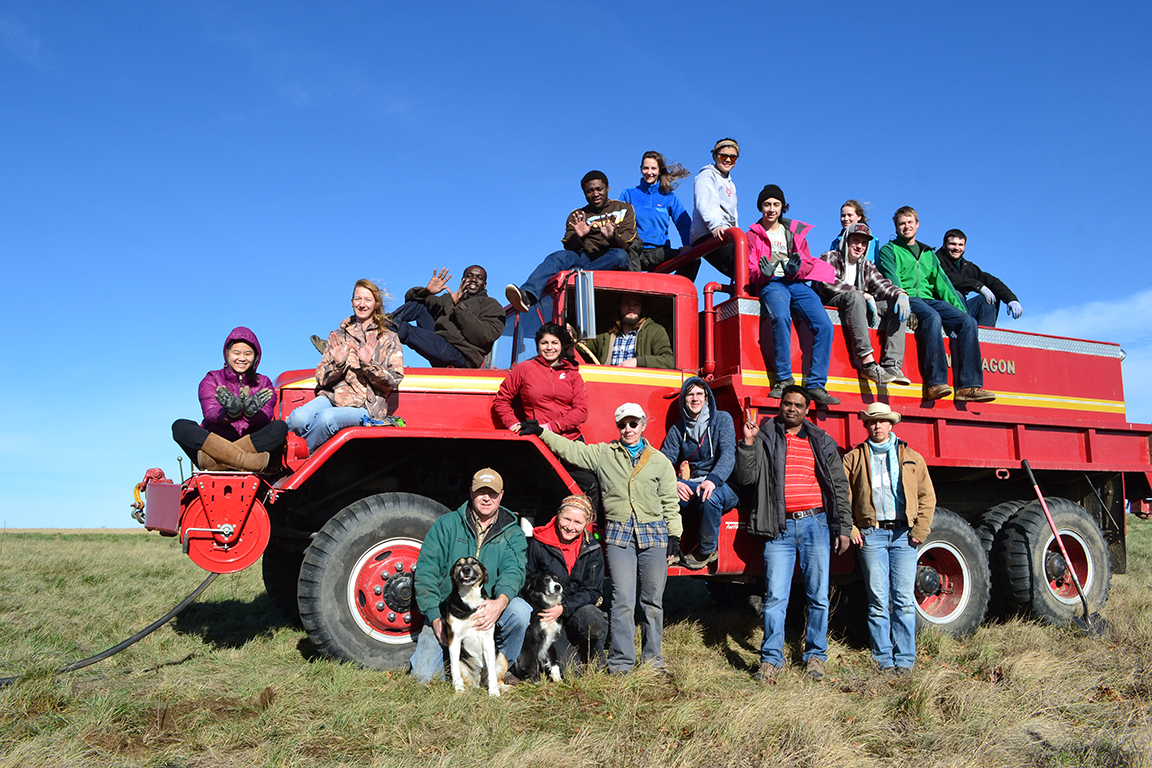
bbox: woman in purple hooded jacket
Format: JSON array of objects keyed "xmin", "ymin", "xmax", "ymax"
[{"xmin": 171, "ymin": 326, "xmax": 288, "ymax": 472}]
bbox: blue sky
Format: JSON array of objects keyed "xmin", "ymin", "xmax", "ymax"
[{"xmin": 2, "ymin": 1, "xmax": 1150, "ymax": 528}]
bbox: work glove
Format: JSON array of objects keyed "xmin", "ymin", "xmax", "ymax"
[
  {"xmin": 758, "ymin": 255, "xmax": 772, "ymax": 277},
  {"xmin": 1008, "ymin": 301, "xmax": 1023, "ymax": 319},
  {"xmin": 864, "ymin": 294, "xmax": 877, "ymax": 325},
  {"xmin": 980, "ymin": 285, "xmax": 996, "ymax": 305},
  {"xmin": 517, "ymin": 419, "xmax": 543, "ymax": 437},
  {"xmin": 215, "ymin": 386, "xmax": 243, "ymax": 418},
  {"xmin": 895, "ymin": 294, "xmax": 911, "ymax": 322},
  {"xmin": 667, "ymin": 535, "xmax": 682, "ymax": 563},
  {"xmin": 242, "ymin": 388, "xmax": 274, "ymax": 417}
]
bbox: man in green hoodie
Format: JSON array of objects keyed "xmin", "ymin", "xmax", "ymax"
[{"xmin": 876, "ymin": 207, "xmax": 995, "ymax": 403}]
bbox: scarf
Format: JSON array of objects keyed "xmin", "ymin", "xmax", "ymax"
[
  {"xmin": 867, "ymin": 433, "xmax": 903, "ymax": 521},
  {"xmin": 684, "ymin": 404, "xmax": 710, "ymax": 446},
  {"xmin": 533, "ymin": 521, "xmax": 582, "ymax": 574}
]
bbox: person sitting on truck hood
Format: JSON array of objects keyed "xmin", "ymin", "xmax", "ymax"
[
  {"xmin": 171, "ymin": 326, "xmax": 288, "ymax": 472},
  {"xmin": 681, "ymin": 138, "xmax": 740, "ymax": 282},
  {"xmin": 747, "ymin": 184, "xmax": 839, "ymax": 406},
  {"xmin": 845, "ymin": 402, "xmax": 935, "ymax": 674},
  {"xmin": 620, "ymin": 151, "xmax": 692, "ymax": 272},
  {"xmin": 506, "ymin": 171, "xmax": 638, "ymax": 313},
  {"xmin": 937, "ymin": 229, "xmax": 1023, "ymax": 328},
  {"xmin": 813, "ymin": 222, "xmax": 913, "ymax": 385},
  {"xmin": 286, "ymin": 279, "xmax": 405, "ymax": 453},
  {"xmin": 390, "ymin": 265, "xmax": 505, "ymax": 368},
  {"xmin": 876, "ymin": 207, "xmax": 995, "ymax": 403},
  {"xmin": 660, "ymin": 377, "xmax": 738, "ymax": 570},
  {"xmin": 582, "ymin": 294, "xmax": 674, "ymax": 369},
  {"xmin": 409, "ymin": 468, "xmax": 530, "ymax": 684}
]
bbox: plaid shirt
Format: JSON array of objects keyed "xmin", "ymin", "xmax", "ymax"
[
  {"xmin": 609, "ymin": 329, "xmax": 639, "ymax": 366},
  {"xmin": 604, "ymin": 517, "xmax": 668, "ymax": 550}
]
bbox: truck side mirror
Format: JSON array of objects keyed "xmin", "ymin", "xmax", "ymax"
[{"xmin": 573, "ymin": 270, "xmax": 596, "ymax": 340}]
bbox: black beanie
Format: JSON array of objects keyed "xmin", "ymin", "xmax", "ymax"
[{"xmin": 757, "ymin": 184, "xmax": 786, "ymax": 209}]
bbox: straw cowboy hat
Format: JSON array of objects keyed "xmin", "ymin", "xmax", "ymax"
[{"xmin": 859, "ymin": 402, "xmax": 901, "ymax": 424}]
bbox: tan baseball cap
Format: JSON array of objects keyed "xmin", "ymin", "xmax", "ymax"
[{"xmin": 470, "ymin": 468, "xmax": 504, "ymax": 493}]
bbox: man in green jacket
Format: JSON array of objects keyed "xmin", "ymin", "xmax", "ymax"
[
  {"xmin": 584, "ymin": 294, "xmax": 674, "ymax": 369},
  {"xmin": 876, "ymin": 207, "xmax": 995, "ymax": 403},
  {"xmin": 409, "ymin": 468, "xmax": 530, "ymax": 682}
]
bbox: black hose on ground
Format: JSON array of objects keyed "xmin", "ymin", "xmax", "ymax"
[{"xmin": 0, "ymin": 572, "xmax": 218, "ymax": 687}]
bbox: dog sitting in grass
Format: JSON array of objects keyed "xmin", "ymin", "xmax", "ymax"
[
  {"xmin": 443, "ymin": 557, "xmax": 507, "ymax": 696},
  {"xmin": 509, "ymin": 572, "xmax": 565, "ymax": 682}
]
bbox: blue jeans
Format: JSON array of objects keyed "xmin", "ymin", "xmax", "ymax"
[
  {"xmin": 285, "ymin": 396, "xmax": 368, "ymax": 453},
  {"xmin": 390, "ymin": 301, "xmax": 470, "ymax": 368},
  {"xmin": 964, "ymin": 293, "xmax": 999, "ymax": 328},
  {"xmin": 519, "ymin": 248, "xmax": 630, "ymax": 304},
  {"xmin": 908, "ymin": 297, "xmax": 983, "ymax": 389},
  {"xmin": 679, "ymin": 480, "xmax": 739, "ymax": 555},
  {"xmin": 857, "ymin": 525, "xmax": 919, "ymax": 669},
  {"xmin": 758, "ymin": 280, "xmax": 834, "ymax": 388},
  {"xmin": 408, "ymin": 596, "xmax": 532, "ymax": 683},
  {"xmin": 605, "ymin": 541, "xmax": 667, "ymax": 672},
  {"xmin": 761, "ymin": 514, "xmax": 831, "ymax": 666}
]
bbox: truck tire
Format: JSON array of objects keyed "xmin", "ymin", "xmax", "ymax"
[
  {"xmin": 262, "ymin": 544, "xmax": 305, "ymax": 628},
  {"xmin": 975, "ymin": 500, "xmax": 1027, "ymax": 618},
  {"xmin": 996, "ymin": 498, "xmax": 1111, "ymax": 625},
  {"xmin": 915, "ymin": 508, "xmax": 990, "ymax": 637},
  {"xmin": 298, "ymin": 493, "xmax": 448, "ymax": 670}
]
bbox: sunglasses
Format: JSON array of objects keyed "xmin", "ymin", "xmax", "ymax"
[
  {"xmin": 616, "ymin": 420, "xmax": 641, "ymax": 429},
  {"xmin": 716, "ymin": 153, "xmax": 738, "ymax": 162}
]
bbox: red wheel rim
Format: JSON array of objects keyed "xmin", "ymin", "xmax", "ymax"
[
  {"xmin": 916, "ymin": 541, "xmax": 971, "ymax": 624},
  {"xmin": 181, "ymin": 497, "xmax": 270, "ymax": 574},
  {"xmin": 347, "ymin": 538, "xmax": 424, "ymax": 643},
  {"xmin": 1044, "ymin": 529, "xmax": 1094, "ymax": 604}
]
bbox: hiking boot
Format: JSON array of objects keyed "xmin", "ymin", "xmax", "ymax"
[
  {"xmin": 884, "ymin": 366, "xmax": 912, "ymax": 386},
  {"xmin": 505, "ymin": 284, "xmax": 534, "ymax": 313},
  {"xmin": 766, "ymin": 378, "xmax": 795, "ymax": 399},
  {"xmin": 310, "ymin": 334, "xmax": 327, "ymax": 354},
  {"xmin": 860, "ymin": 362, "xmax": 893, "ymax": 384},
  {"xmin": 806, "ymin": 657, "xmax": 826, "ymax": 681},
  {"xmin": 808, "ymin": 387, "xmax": 841, "ymax": 406},
  {"xmin": 892, "ymin": 666, "xmax": 913, "ymax": 677},
  {"xmin": 680, "ymin": 549, "xmax": 718, "ymax": 570},
  {"xmin": 954, "ymin": 386, "xmax": 996, "ymax": 403},
  {"xmin": 925, "ymin": 384, "xmax": 953, "ymax": 400},
  {"xmin": 753, "ymin": 661, "xmax": 784, "ymax": 685}
]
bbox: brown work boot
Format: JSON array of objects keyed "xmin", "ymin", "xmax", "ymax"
[
  {"xmin": 954, "ymin": 387, "xmax": 996, "ymax": 403},
  {"xmin": 200, "ymin": 433, "xmax": 270, "ymax": 473},
  {"xmin": 925, "ymin": 384, "xmax": 953, "ymax": 400},
  {"xmin": 753, "ymin": 661, "xmax": 784, "ymax": 685},
  {"xmin": 806, "ymin": 657, "xmax": 826, "ymax": 680}
]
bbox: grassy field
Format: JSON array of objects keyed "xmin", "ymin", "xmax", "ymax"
[{"xmin": 2, "ymin": 521, "xmax": 1152, "ymax": 768}]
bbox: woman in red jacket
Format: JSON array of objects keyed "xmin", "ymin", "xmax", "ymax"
[{"xmin": 493, "ymin": 323, "xmax": 599, "ymax": 511}]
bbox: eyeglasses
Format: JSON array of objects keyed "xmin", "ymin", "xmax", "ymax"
[
  {"xmin": 716, "ymin": 153, "xmax": 738, "ymax": 162},
  {"xmin": 616, "ymin": 420, "xmax": 641, "ymax": 429}
]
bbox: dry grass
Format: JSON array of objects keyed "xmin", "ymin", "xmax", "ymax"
[{"xmin": 3, "ymin": 521, "xmax": 1152, "ymax": 767}]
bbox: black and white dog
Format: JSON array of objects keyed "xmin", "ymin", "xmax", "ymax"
[
  {"xmin": 443, "ymin": 557, "xmax": 505, "ymax": 696},
  {"xmin": 510, "ymin": 572, "xmax": 565, "ymax": 682}
]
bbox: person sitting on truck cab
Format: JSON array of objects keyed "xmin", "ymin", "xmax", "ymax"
[
  {"xmin": 845, "ymin": 402, "xmax": 935, "ymax": 674},
  {"xmin": 171, "ymin": 326, "xmax": 288, "ymax": 472},
  {"xmin": 582, "ymin": 294, "xmax": 674, "ymax": 369},
  {"xmin": 620, "ymin": 151, "xmax": 692, "ymax": 272},
  {"xmin": 660, "ymin": 377, "xmax": 739, "ymax": 570},
  {"xmin": 409, "ymin": 468, "xmax": 531, "ymax": 684},
  {"xmin": 747, "ymin": 185, "xmax": 839, "ymax": 405},
  {"xmin": 682, "ymin": 138, "xmax": 740, "ymax": 281},
  {"xmin": 876, "ymin": 208, "xmax": 995, "ymax": 403},
  {"xmin": 287, "ymin": 279, "xmax": 405, "ymax": 453},
  {"xmin": 390, "ymin": 265, "xmax": 505, "ymax": 368},
  {"xmin": 937, "ymin": 229, "xmax": 1023, "ymax": 328},
  {"xmin": 813, "ymin": 222, "xmax": 913, "ymax": 385},
  {"xmin": 506, "ymin": 171, "xmax": 639, "ymax": 313}
]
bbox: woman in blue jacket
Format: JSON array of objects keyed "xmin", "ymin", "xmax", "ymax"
[{"xmin": 619, "ymin": 151, "xmax": 692, "ymax": 272}]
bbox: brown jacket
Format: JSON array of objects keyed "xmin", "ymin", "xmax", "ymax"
[
  {"xmin": 561, "ymin": 199, "xmax": 641, "ymax": 261},
  {"xmin": 842, "ymin": 439, "xmax": 935, "ymax": 542},
  {"xmin": 316, "ymin": 317, "xmax": 404, "ymax": 418}
]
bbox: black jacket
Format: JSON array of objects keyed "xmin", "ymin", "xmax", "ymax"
[
  {"xmin": 524, "ymin": 535, "xmax": 604, "ymax": 614},
  {"xmin": 403, "ymin": 286, "xmax": 505, "ymax": 368},
  {"xmin": 939, "ymin": 254, "xmax": 1018, "ymax": 304},
  {"xmin": 733, "ymin": 416, "xmax": 850, "ymax": 540}
]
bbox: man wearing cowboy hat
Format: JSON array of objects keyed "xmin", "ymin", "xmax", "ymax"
[{"xmin": 844, "ymin": 403, "xmax": 936, "ymax": 674}]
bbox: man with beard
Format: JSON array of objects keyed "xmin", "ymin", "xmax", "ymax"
[
  {"xmin": 584, "ymin": 293, "xmax": 674, "ymax": 369},
  {"xmin": 937, "ymin": 229, "xmax": 1023, "ymax": 328}
]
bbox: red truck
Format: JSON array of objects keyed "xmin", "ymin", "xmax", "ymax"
[{"xmin": 138, "ymin": 233, "xmax": 1152, "ymax": 670}]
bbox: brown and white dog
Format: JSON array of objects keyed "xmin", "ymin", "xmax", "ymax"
[{"xmin": 443, "ymin": 556, "xmax": 506, "ymax": 696}]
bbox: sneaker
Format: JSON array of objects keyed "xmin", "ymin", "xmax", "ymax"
[
  {"xmin": 310, "ymin": 334, "xmax": 327, "ymax": 354},
  {"xmin": 808, "ymin": 387, "xmax": 841, "ymax": 406},
  {"xmin": 505, "ymin": 284, "xmax": 533, "ymax": 313},
  {"xmin": 925, "ymin": 384, "xmax": 953, "ymax": 400},
  {"xmin": 753, "ymin": 661, "xmax": 784, "ymax": 685},
  {"xmin": 766, "ymin": 378, "xmax": 796, "ymax": 399},
  {"xmin": 680, "ymin": 550, "xmax": 718, "ymax": 570},
  {"xmin": 885, "ymin": 367, "xmax": 912, "ymax": 386},
  {"xmin": 860, "ymin": 362, "xmax": 893, "ymax": 384},
  {"xmin": 805, "ymin": 657, "xmax": 826, "ymax": 680},
  {"xmin": 954, "ymin": 387, "xmax": 996, "ymax": 403},
  {"xmin": 892, "ymin": 666, "xmax": 913, "ymax": 677}
]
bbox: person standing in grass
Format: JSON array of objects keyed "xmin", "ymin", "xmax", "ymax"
[{"xmin": 845, "ymin": 403, "xmax": 935, "ymax": 674}]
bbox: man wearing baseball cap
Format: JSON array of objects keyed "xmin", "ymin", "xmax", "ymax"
[
  {"xmin": 410, "ymin": 467, "xmax": 530, "ymax": 683},
  {"xmin": 844, "ymin": 403, "xmax": 936, "ymax": 674},
  {"xmin": 538, "ymin": 402, "xmax": 681, "ymax": 675}
]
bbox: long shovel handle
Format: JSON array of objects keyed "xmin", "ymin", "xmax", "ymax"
[{"xmin": 1021, "ymin": 460, "xmax": 1091, "ymax": 615}]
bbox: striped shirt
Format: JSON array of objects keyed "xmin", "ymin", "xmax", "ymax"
[{"xmin": 784, "ymin": 432, "xmax": 822, "ymax": 513}]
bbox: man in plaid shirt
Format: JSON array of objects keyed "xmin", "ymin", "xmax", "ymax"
[{"xmin": 585, "ymin": 294, "xmax": 674, "ymax": 369}]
